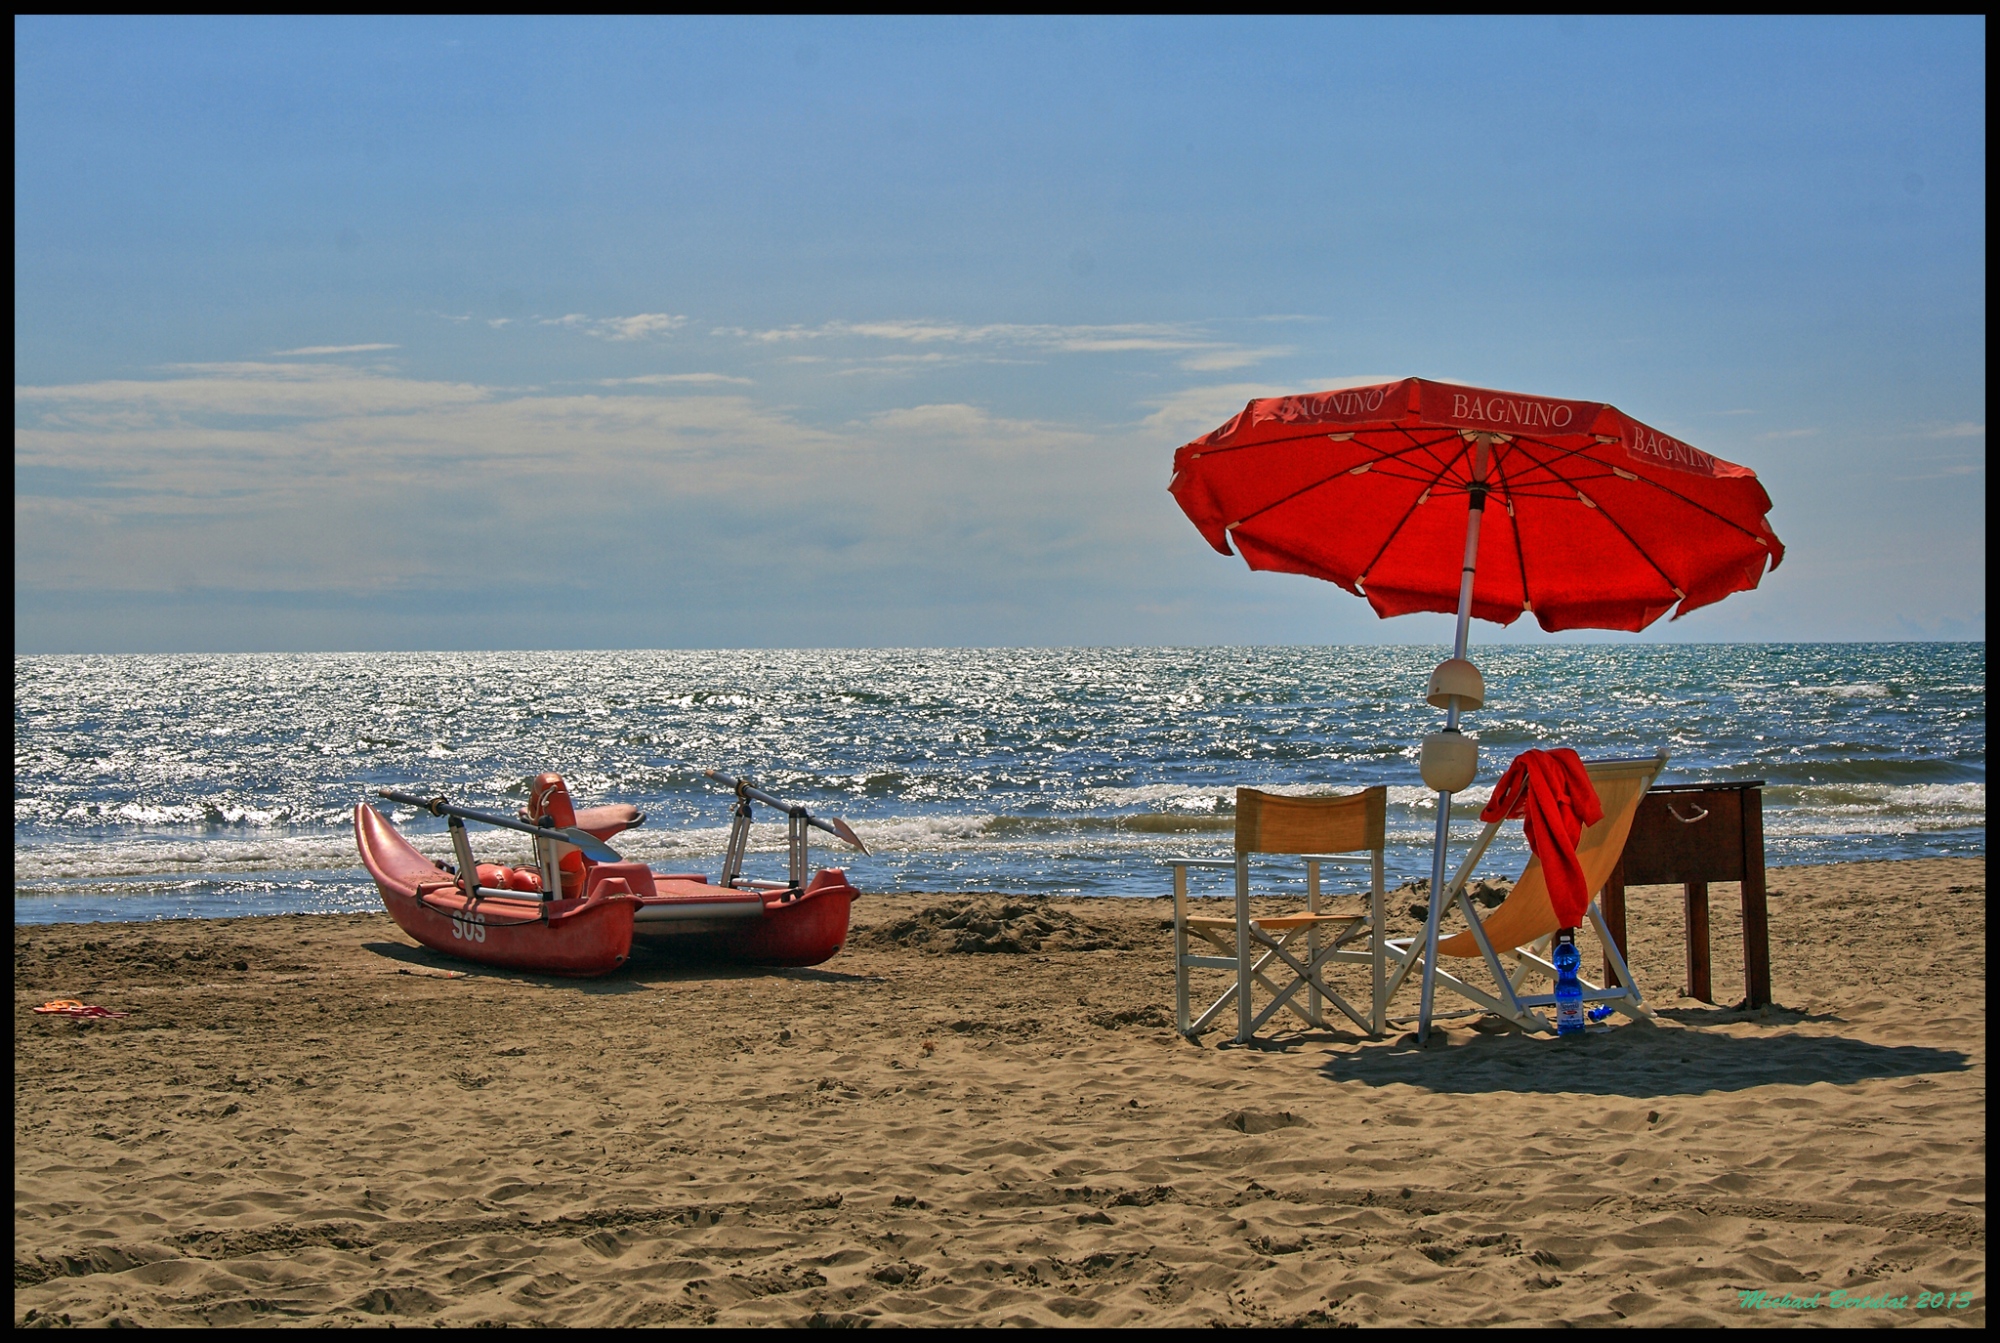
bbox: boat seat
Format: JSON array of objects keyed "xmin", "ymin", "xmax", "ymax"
[
  {"xmin": 519, "ymin": 801, "xmax": 645, "ymax": 841},
  {"xmin": 652, "ymin": 876, "xmax": 763, "ymax": 904},
  {"xmin": 573, "ymin": 804, "xmax": 645, "ymax": 841},
  {"xmin": 583, "ymin": 861, "xmax": 658, "ymax": 899}
]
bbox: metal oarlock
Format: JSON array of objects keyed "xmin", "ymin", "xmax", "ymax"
[
  {"xmin": 533, "ymin": 816, "xmax": 559, "ymax": 905},
  {"xmin": 703, "ymin": 769, "xmax": 867, "ymax": 891},
  {"xmin": 447, "ymin": 815, "xmax": 480, "ymax": 900},
  {"xmin": 788, "ymin": 810, "xmax": 808, "ymax": 890},
  {"xmin": 720, "ymin": 788, "xmax": 755, "ymax": 888},
  {"xmin": 703, "ymin": 770, "xmax": 868, "ymax": 854}
]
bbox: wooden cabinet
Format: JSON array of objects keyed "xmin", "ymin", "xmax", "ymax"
[{"xmin": 1601, "ymin": 781, "xmax": 1771, "ymax": 1008}]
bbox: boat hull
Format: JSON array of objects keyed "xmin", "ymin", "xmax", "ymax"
[
  {"xmin": 632, "ymin": 869, "xmax": 857, "ymax": 968},
  {"xmin": 353, "ymin": 803, "xmax": 638, "ymax": 976}
]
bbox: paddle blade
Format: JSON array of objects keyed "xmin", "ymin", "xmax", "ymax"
[
  {"xmin": 559, "ymin": 828, "xmax": 623, "ymax": 863},
  {"xmin": 827, "ymin": 816, "xmax": 868, "ymax": 855}
]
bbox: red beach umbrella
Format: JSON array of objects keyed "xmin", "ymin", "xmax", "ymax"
[
  {"xmin": 1167, "ymin": 377, "xmax": 1783, "ymax": 1038},
  {"xmin": 1169, "ymin": 377, "xmax": 1782, "ymax": 633}
]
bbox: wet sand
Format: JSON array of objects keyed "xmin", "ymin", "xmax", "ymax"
[{"xmin": 13, "ymin": 857, "xmax": 1986, "ymax": 1327}]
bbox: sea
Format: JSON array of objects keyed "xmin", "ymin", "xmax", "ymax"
[{"xmin": 12, "ymin": 644, "xmax": 1986, "ymax": 925}]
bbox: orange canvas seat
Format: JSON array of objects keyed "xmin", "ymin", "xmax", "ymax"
[{"xmin": 1384, "ymin": 753, "xmax": 1667, "ymax": 1034}]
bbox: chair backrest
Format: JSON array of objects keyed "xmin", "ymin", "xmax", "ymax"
[
  {"xmin": 1236, "ymin": 786, "xmax": 1386, "ymax": 856},
  {"xmin": 1436, "ymin": 755, "xmax": 1665, "ymax": 957}
]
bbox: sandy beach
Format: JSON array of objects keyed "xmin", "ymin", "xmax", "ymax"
[{"xmin": 13, "ymin": 856, "xmax": 1985, "ymax": 1327}]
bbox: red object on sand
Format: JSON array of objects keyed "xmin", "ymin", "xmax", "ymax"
[
  {"xmin": 1168, "ymin": 378, "xmax": 1783, "ymax": 632},
  {"xmin": 1481, "ymin": 749, "xmax": 1605, "ymax": 928},
  {"xmin": 33, "ymin": 1000, "xmax": 131, "ymax": 1018}
]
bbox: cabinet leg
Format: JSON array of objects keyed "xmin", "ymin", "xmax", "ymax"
[
  {"xmin": 1683, "ymin": 881, "xmax": 1712, "ymax": 1003},
  {"xmin": 1741, "ymin": 792, "xmax": 1771, "ymax": 1008},
  {"xmin": 1601, "ymin": 860, "xmax": 1628, "ymax": 987}
]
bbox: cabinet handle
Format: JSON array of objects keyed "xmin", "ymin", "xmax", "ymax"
[{"xmin": 1667, "ymin": 801, "xmax": 1709, "ymax": 824}]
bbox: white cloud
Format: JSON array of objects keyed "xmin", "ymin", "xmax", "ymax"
[
  {"xmin": 272, "ymin": 343, "xmax": 400, "ymax": 356},
  {"xmin": 16, "ymin": 363, "xmax": 487, "ymax": 420},
  {"xmin": 536, "ymin": 312, "xmax": 688, "ymax": 341},
  {"xmin": 865, "ymin": 403, "xmax": 1008, "ymax": 436},
  {"xmin": 1177, "ymin": 346, "xmax": 1292, "ymax": 372},
  {"xmin": 598, "ymin": 373, "xmax": 754, "ymax": 386},
  {"xmin": 1892, "ymin": 461, "xmax": 1985, "ymax": 482},
  {"xmin": 1924, "ymin": 422, "xmax": 1985, "ymax": 439},
  {"xmin": 726, "ymin": 318, "xmax": 1208, "ymax": 354},
  {"xmin": 594, "ymin": 313, "xmax": 688, "ymax": 341},
  {"xmin": 1139, "ymin": 382, "xmax": 1299, "ymax": 439},
  {"xmin": 1758, "ymin": 428, "xmax": 1821, "ymax": 440},
  {"xmin": 834, "ymin": 353, "xmax": 967, "ymax": 375}
]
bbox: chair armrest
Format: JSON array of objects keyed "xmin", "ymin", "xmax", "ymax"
[{"xmin": 1162, "ymin": 858, "xmax": 1236, "ymax": 870}]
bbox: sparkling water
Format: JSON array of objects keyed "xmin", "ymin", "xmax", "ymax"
[{"xmin": 13, "ymin": 644, "xmax": 1985, "ymax": 924}]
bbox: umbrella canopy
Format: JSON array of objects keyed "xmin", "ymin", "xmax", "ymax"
[{"xmin": 1169, "ymin": 377, "xmax": 1783, "ymax": 633}]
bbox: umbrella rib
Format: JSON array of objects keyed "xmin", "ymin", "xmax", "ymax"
[
  {"xmin": 1508, "ymin": 435, "xmax": 1776, "ymax": 547},
  {"xmin": 1212, "ymin": 428, "xmax": 1461, "ymax": 533},
  {"xmin": 1225, "ymin": 470, "xmax": 1365, "ymax": 535},
  {"xmin": 1489, "ymin": 445, "xmax": 1538, "ymax": 618},
  {"xmin": 1188, "ymin": 424, "xmax": 1465, "ymax": 469},
  {"xmin": 1504, "ymin": 442, "xmax": 1686, "ymax": 600},
  {"xmin": 1351, "ymin": 438, "xmax": 1469, "ymax": 592},
  {"xmin": 1183, "ymin": 426, "xmax": 1359, "ymax": 461}
]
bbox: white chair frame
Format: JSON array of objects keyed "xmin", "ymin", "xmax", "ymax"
[{"xmin": 1169, "ymin": 846, "xmax": 1387, "ymax": 1044}]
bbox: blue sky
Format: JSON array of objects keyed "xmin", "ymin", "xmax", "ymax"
[{"xmin": 14, "ymin": 16, "xmax": 1986, "ymax": 652}]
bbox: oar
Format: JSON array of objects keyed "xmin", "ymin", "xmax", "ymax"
[
  {"xmin": 703, "ymin": 770, "xmax": 869, "ymax": 854},
  {"xmin": 375, "ymin": 789, "xmax": 624, "ymax": 863}
]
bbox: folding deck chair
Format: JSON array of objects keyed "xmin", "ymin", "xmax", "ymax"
[
  {"xmin": 1383, "ymin": 753, "xmax": 1668, "ymax": 1035},
  {"xmin": 1168, "ymin": 786, "xmax": 1387, "ymax": 1044}
]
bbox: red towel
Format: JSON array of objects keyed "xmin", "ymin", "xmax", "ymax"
[
  {"xmin": 32, "ymin": 1000, "xmax": 131, "ymax": 1019},
  {"xmin": 1480, "ymin": 749, "xmax": 1603, "ymax": 928}
]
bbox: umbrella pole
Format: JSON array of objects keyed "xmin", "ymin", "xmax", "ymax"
[{"xmin": 1418, "ymin": 436, "xmax": 1492, "ymax": 1042}]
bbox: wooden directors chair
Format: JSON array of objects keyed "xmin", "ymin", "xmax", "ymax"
[{"xmin": 1168, "ymin": 786, "xmax": 1387, "ymax": 1044}]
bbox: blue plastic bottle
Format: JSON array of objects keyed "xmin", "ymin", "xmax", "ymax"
[{"xmin": 1553, "ymin": 929, "xmax": 1584, "ymax": 1036}]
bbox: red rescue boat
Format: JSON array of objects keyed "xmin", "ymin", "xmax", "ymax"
[{"xmin": 354, "ymin": 771, "xmax": 864, "ymax": 977}]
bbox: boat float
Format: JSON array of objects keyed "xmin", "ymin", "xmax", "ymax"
[{"xmin": 353, "ymin": 771, "xmax": 865, "ymax": 976}]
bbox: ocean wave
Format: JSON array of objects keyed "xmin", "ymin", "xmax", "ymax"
[
  {"xmin": 13, "ymin": 834, "xmax": 368, "ymax": 883},
  {"xmin": 1765, "ymin": 781, "xmax": 1984, "ymax": 810},
  {"xmin": 1759, "ymin": 813, "xmax": 1986, "ymax": 837}
]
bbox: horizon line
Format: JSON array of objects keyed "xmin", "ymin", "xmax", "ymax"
[{"xmin": 13, "ymin": 637, "xmax": 1986, "ymax": 658}]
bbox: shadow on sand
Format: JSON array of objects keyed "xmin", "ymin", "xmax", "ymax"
[
  {"xmin": 359, "ymin": 937, "xmax": 879, "ymax": 991},
  {"xmin": 1316, "ymin": 1024, "xmax": 1970, "ymax": 1096}
]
